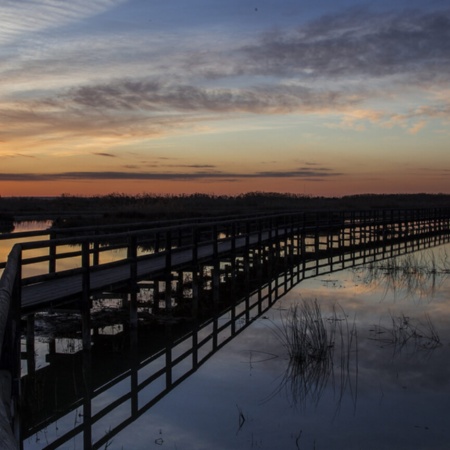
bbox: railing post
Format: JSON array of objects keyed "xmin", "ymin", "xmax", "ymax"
[
  {"xmin": 11, "ymin": 248, "xmax": 22, "ymax": 447},
  {"xmin": 49, "ymin": 231, "xmax": 56, "ymax": 274},
  {"xmin": 245, "ymin": 221, "xmax": 250, "ymax": 251},
  {"xmin": 213, "ymin": 224, "xmax": 219, "ymax": 259},
  {"xmin": 93, "ymin": 240, "xmax": 100, "ymax": 266},
  {"xmin": 192, "ymin": 226, "xmax": 198, "ymax": 266},
  {"xmin": 128, "ymin": 235, "xmax": 138, "ymax": 328},
  {"xmin": 231, "ymin": 222, "xmax": 236, "ymax": 255},
  {"xmin": 165, "ymin": 230, "xmax": 172, "ymax": 312},
  {"xmin": 81, "ymin": 241, "xmax": 91, "ymax": 350}
]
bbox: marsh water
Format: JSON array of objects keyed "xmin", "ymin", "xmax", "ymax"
[{"xmin": 13, "ymin": 225, "xmax": 450, "ymax": 449}]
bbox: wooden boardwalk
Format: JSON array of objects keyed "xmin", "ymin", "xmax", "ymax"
[
  {"xmin": 1, "ymin": 207, "xmax": 450, "ymax": 449},
  {"xmin": 9, "ymin": 208, "xmax": 450, "ymax": 312},
  {"xmin": 21, "ymin": 233, "xmax": 258, "ymax": 310}
]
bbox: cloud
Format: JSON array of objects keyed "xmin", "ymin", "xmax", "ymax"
[
  {"xmin": 408, "ymin": 120, "xmax": 427, "ymax": 134},
  {"xmin": 65, "ymin": 79, "xmax": 363, "ymax": 114},
  {"xmin": 0, "ymin": 0, "xmax": 127, "ymax": 44},
  {"xmin": 2, "ymin": 6, "xmax": 450, "ymax": 153},
  {"xmin": 0, "ymin": 167, "xmax": 342, "ymax": 182},
  {"xmin": 238, "ymin": 9, "xmax": 450, "ymax": 82},
  {"xmin": 93, "ymin": 152, "xmax": 117, "ymax": 158}
]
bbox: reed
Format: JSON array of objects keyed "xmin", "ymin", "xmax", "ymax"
[
  {"xmin": 369, "ymin": 312, "xmax": 441, "ymax": 354},
  {"xmin": 268, "ymin": 299, "xmax": 358, "ymax": 408},
  {"xmin": 355, "ymin": 249, "xmax": 450, "ymax": 300}
]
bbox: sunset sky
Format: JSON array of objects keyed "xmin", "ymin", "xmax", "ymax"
[{"xmin": 1, "ymin": 0, "xmax": 449, "ymax": 197}]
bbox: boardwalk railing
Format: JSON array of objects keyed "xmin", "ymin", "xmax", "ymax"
[
  {"xmin": 1, "ymin": 207, "xmax": 450, "ymax": 448},
  {"xmin": 20, "ymin": 229, "xmax": 450, "ymax": 449},
  {"xmin": 0, "ymin": 246, "xmax": 21, "ymax": 450}
]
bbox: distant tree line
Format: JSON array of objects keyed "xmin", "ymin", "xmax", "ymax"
[{"xmin": 0, "ymin": 192, "xmax": 449, "ymax": 225}]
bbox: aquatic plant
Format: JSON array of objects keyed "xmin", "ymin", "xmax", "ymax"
[
  {"xmin": 354, "ymin": 249, "xmax": 450, "ymax": 300},
  {"xmin": 369, "ymin": 312, "xmax": 441, "ymax": 355},
  {"xmin": 268, "ymin": 299, "xmax": 358, "ymax": 409}
]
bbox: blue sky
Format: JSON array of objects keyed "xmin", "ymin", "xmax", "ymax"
[{"xmin": 1, "ymin": 0, "xmax": 449, "ymax": 196}]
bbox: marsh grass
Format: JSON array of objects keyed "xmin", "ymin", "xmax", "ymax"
[
  {"xmin": 268, "ymin": 299, "xmax": 358, "ymax": 409},
  {"xmin": 369, "ymin": 312, "xmax": 441, "ymax": 355},
  {"xmin": 355, "ymin": 249, "xmax": 450, "ymax": 300}
]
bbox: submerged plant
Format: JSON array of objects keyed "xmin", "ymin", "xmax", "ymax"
[{"xmin": 268, "ymin": 299, "xmax": 358, "ymax": 409}]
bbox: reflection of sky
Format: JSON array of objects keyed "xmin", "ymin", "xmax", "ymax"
[
  {"xmin": 0, "ymin": 221, "xmax": 51, "ymax": 276},
  {"xmin": 62, "ymin": 243, "xmax": 450, "ymax": 450},
  {"xmin": 0, "ymin": 220, "xmax": 136, "ymax": 278}
]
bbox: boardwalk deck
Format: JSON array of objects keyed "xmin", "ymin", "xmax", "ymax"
[
  {"xmin": 21, "ymin": 233, "xmax": 260, "ymax": 310},
  {"xmin": 1, "ymin": 207, "xmax": 450, "ymax": 449}
]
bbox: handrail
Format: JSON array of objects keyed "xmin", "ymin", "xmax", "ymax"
[
  {"xmin": 1, "ymin": 207, "xmax": 449, "ymax": 283},
  {"xmin": 0, "ymin": 245, "xmax": 21, "ymax": 449},
  {"xmin": 0, "ymin": 206, "xmax": 449, "ymax": 449}
]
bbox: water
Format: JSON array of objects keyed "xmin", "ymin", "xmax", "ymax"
[
  {"xmin": 0, "ymin": 221, "xmax": 52, "ymax": 274},
  {"xmin": 20, "ymin": 241, "xmax": 450, "ymax": 450},
  {"xmin": 108, "ymin": 248, "xmax": 450, "ymax": 450}
]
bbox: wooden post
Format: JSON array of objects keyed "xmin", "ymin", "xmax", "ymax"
[
  {"xmin": 192, "ymin": 226, "xmax": 198, "ymax": 266},
  {"xmin": 192, "ymin": 270, "xmax": 199, "ymax": 319},
  {"xmin": 48, "ymin": 234, "xmax": 56, "ymax": 274},
  {"xmin": 26, "ymin": 315, "xmax": 35, "ymax": 375},
  {"xmin": 82, "ymin": 332, "xmax": 92, "ymax": 449},
  {"xmin": 153, "ymin": 281, "xmax": 160, "ymax": 314},
  {"xmin": 81, "ymin": 241, "xmax": 91, "ymax": 352},
  {"xmin": 130, "ymin": 326, "xmax": 138, "ymax": 416},
  {"xmin": 80, "ymin": 241, "xmax": 92, "ymax": 446},
  {"xmin": 165, "ymin": 230, "xmax": 172, "ymax": 313},
  {"xmin": 128, "ymin": 235, "xmax": 138, "ymax": 328},
  {"xmin": 93, "ymin": 241, "xmax": 100, "ymax": 266},
  {"xmin": 165, "ymin": 325, "xmax": 172, "ymax": 388}
]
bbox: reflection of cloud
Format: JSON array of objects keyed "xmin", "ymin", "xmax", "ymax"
[{"xmin": 0, "ymin": 167, "xmax": 342, "ymax": 182}]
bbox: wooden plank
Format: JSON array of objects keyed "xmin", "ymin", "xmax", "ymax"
[{"xmin": 20, "ymin": 228, "xmax": 280, "ymax": 310}]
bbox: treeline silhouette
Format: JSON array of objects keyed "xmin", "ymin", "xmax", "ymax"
[{"xmin": 1, "ymin": 192, "xmax": 449, "ymax": 225}]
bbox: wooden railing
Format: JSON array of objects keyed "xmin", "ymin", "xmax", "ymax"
[
  {"xmin": 0, "ymin": 207, "xmax": 450, "ymax": 448},
  {"xmin": 0, "ymin": 246, "xmax": 21, "ymax": 450}
]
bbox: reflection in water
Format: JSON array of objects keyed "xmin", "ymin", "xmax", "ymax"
[
  {"xmin": 19, "ymin": 234, "xmax": 450, "ymax": 450},
  {"xmin": 369, "ymin": 312, "xmax": 441, "ymax": 355},
  {"xmin": 354, "ymin": 249, "xmax": 450, "ymax": 300},
  {"xmin": 268, "ymin": 299, "xmax": 357, "ymax": 410}
]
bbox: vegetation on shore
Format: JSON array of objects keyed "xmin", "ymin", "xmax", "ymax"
[{"xmin": 0, "ymin": 192, "xmax": 449, "ymax": 226}]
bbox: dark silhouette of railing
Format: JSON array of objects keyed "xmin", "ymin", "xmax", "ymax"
[{"xmin": 0, "ymin": 207, "xmax": 450, "ymax": 448}]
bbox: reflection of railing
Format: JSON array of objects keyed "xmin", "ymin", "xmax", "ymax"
[
  {"xmin": 20, "ymin": 231, "xmax": 450, "ymax": 449},
  {"xmin": 1, "ymin": 207, "xmax": 450, "ymax": 448},
  {"xmin": 21, "ymin": 255, "xmax": 294, "ymax": 449}
]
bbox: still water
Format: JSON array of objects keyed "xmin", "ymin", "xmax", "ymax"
[
  {"xmin": 0, "ymin": 221, "xmax": 52, "ymax": 275},
  {"xmin": 21, "ymin": 241, "xmax": 450, "ymax": 450}
]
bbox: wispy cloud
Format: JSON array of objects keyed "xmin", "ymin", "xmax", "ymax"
[
  {"xmin": 93, "ymin": 152, "xmax": 117, "ymax": 158},
  {"xmin": 0, "ymin": 167, "xmax": 342, "ymax": 182},
  {"xmin": 1, "ymin": 4, "xmax": 450, "ymax": 175},
  {"xmin": 65, "ymin": 80, "xmax": 363, "ymax": 114},
  {"xmin": 238, "ymin": 9, "xmax": 450, "ymax": 82},
  {"xmin": 0, "ymin": 0, "xmax": 127, "ymax": 43}
]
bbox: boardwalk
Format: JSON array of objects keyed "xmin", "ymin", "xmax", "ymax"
[
  {"xmin": 14, "ymin": 207, "xmax": 450, "ymax": 312},
  {"xmin": 1, "ymin": 207, "xmax": 450, "ymax": 449},
  {"xmin": 21, "ymin": 232, "xmax": 265, "ymax": 310}
]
